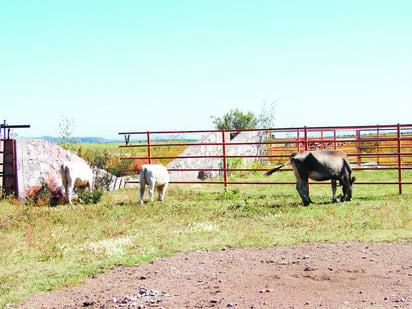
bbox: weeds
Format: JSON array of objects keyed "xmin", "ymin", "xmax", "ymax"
[{"xmin": 78, "ymin": 190, "xmax": 103, "ymax": 204}]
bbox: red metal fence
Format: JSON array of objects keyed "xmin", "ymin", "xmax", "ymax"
[{"xmin": 119, "ymin": 124, "xmax": 412, "ymax": 194}]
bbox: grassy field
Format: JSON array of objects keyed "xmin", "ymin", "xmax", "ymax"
[{"xmin": 0, "ymin": 170, "xmax": 411, "ymax": 306}]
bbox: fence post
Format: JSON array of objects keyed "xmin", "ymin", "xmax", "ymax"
[
  {"xmin": 221, "ymin": 130, "xmax": 227, "ymax": 188},
  {"xmin": 356, "ymin": 130, "xmax": 361, "ymax": 166},
  {"xmin": 397, "ymin": 123, "xmax": 402, "ymax": 194},
  {"xmin": 377, "ymin": 125, "xmax": 380, "ymax": 165},
  {"xmin": 304, "ymin": 126, "xmax": 308, "ymax": 151},
  {"xmin": 146, "ymin": 131, "xmax": 152, "ymax": 164},
  {"xmin": 321, "ymin": 130, "xmax": 324, "ymax": 149},
  {"xmin": 303, "ymin": 126, "xmax": 310, "ymax": 194}
]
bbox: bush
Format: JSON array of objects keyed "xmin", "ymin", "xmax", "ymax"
[
  {"xmin": 24, "ymin": 178, "xmax": 64, "ymax": 207},
  {"xmin": 76, "ymin": 146, "xmax": 134, "ymax": 177},
  {"xmin": 78, "ymin": 190, "xmax": 103, "ymax": 204}
]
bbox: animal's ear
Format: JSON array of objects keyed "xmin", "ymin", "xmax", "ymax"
[{"xmin": 351, "ymin": 176, "xmax": 356, "ymax": 184}]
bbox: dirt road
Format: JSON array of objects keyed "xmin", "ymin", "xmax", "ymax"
[{"xmin": 20, "ymin": 241, "xmax": 411, "ymax": 308}]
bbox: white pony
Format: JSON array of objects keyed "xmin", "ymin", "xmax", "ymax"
[
  {"xmin": 139, "ymin": 164, "xmax": 169, "ymax": 204},
  {"xmin": 61, "ymin": 161, "xmax": 93, "ymax": 204}
]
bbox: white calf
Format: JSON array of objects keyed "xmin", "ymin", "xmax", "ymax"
[
  {"xmin": 139, "ymin": 164, "xmax": 169, "ymax": 204},
  {"xmin": 61, "ymin": 161, "xmax": 93, "ymax": 204}
]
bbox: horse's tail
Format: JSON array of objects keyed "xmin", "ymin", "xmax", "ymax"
[
  {"xmin": 264, "ymin": 159, "xmax": 291, "ymax": 176},
  {"xmin": 139, "ymin": 165, "xmax": 147, "ymax": 186}
]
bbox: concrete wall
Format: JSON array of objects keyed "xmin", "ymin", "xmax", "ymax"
[{"xmin": 15, "ymin": 139, "xmax": 126, "ymax": 200}]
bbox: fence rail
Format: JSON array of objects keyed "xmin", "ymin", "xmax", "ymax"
[{"xmin": 119, "ymin": 124, "xmax": 412, "ymax": 194}]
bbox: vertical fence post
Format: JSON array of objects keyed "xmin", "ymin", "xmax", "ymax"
[
  {"xmin": 303, "ymin": 126, "xmax": 309, "ymax": 194},
  {"xmin": 321, "ymin": 130, "xmax": 324, "ymax": 149},
  {"xmin": 297, "ymin": 128, "xmax": 301, "ymax": 152},
  {"xmin": 146, "ymin": 131, "xmax": 152, "ymax": 164},
  {"xmin": 12, "ymin": 139, "xmax": 18, "ymax": 197},
  {"xmin": 304, "ymin": 126, "xmax": 308, "ymax": 151},
  {"xmin": 333, "ymin": 129, "xmax": 337, "ymax": 149},
  {"xmin": 221, "ymin": 130, "xmax": 228, "ymax": 188},
  {"xmin": 356, "ymin": 130, "xmax": 361, "ymax": 166},
  {"xmin": 397, "ymin": 123, "xmax": 402, "ymax": 194},
  {"xmin": 377, "ymin": 125, "xmax": 381, "ymax": 165}
]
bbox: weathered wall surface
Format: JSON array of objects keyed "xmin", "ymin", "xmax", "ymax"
[
  {"xmin": 15, "ymin": 139, "xmax": 126, "ymax": 200},
  {"xmin": 167, "ymin": 131, "xmax": 264, "ymax": 181}
]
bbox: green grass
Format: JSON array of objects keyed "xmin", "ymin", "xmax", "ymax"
[{"xmin": 0, "ymin": 170, "xmax": 411, "ymax": 307}]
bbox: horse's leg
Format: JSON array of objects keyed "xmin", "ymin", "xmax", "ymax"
[
  {"xmin": 331, "ymin": 179, "xmax": 337, "ymax": 203},
  {"xmin": 296, "ymin": 179, "xmax": 311, "ymax": 206},
  {"xmin": 158, "ymin": 183, "xmax": 168, "ymax": 201}
]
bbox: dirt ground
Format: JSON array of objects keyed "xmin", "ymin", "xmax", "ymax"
[{"xmin": 19, "ymin": 241, "xmax": 411, "ymax": 309}]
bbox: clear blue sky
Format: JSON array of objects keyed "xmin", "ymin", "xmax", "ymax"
[{"xmin": 1, "ymin": 1, "xmax": 411, "ymax": 139}]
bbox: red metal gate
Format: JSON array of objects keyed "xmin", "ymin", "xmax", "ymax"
[
  {"xmin": 119, "ymin": 124, "xmax": 412, "ymax": 194},
  {"xmin": 0, "ymin": 121, "xmax": 30, "ymax": 197},
  {"xmin": 0, "ymin": 139, "xmax": 18, "ymax": 197}
]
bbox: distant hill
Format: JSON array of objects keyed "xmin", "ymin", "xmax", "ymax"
[
  {"xmin": 38, "ymin": 136, "xmax": 198, "ymax": 144},
  {"xmin": 40, "ymin": 136, "xmax": 123, "ymax": 144}
]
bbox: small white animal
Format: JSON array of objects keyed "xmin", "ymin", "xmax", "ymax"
[
  {"xmin": 61, "ymin": 161, "xmax": 93, "ymax": 204},
  {"xmin": 139, "ymin": 164, "xmax": 169, "ymax": 204}
]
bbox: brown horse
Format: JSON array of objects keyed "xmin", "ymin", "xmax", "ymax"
[{"xmin": 264, "ymin": 150, "xmax": 355, "ymax": 206}]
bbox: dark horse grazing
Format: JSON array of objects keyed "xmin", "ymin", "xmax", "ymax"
[{"xmin": 264, "ymin": 150, "xmax": 355, "ymax": 206}]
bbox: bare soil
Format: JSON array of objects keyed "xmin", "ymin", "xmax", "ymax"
[{"xmin": 19, "ymin": 241, "xmax": 411, "ymax": 309}]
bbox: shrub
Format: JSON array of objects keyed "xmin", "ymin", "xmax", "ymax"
[
  {"xmin": 24, "ymin": 182, "xmax": 64, "ymax": 207},
  {"xmin": 78, "ymin": 190, "xmax": 103, "ymax": 204},
  {"xmin": 24, "ymin": 175, "xmax": 64, "ymax": 206}
]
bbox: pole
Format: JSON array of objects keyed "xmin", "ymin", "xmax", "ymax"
[
  {"xmin": 222, "ymin": 130, "xmax": 227, "ymax": 188},
  {"xmin": 397, "ymin": 124, "xmax": 402, "ymax": 194},
  {"xmin": 356, "ymin": 130, "xmax": 361, "ymax": 166},
  {"xmin": 304, "ymin": 126, "xmax": 308, "ymax": 151},
  {"xmin": 147, "ymin": 131, "xmax": 152, "ymax": 164}
]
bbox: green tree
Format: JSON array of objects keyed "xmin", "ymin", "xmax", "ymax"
[{"xmin": 211, "ymin": 108, "xmax": 258, "ymax": 131}]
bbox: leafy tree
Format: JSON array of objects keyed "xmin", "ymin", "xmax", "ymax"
[
  {"xmin": 211, "ymin": 108, "xmax": 258, "ymax": 131},
  {"xmin": 211, "ymin": 102, "xmax": 277, "ymax": 139}
]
